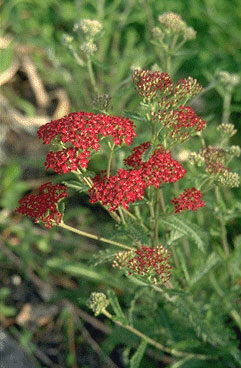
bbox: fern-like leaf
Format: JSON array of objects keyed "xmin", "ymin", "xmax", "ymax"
[
  {"xmin": 129, "ymin": 339, "xmax": 147, "ymax": 368},
  {"xmin": 107, "ymin": 289, "xmax": 128, "ymax": 325},
  {"xmin": 161, "ymin": 216, "xmax": 206, "ymax": 252}
]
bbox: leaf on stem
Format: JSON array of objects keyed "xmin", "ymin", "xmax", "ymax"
[
  {"xmin": 62, "ymin": 180, "xmax": 89, "ymax": 193},
  {"xmin": 129, "ymin": 339, "xmax": 148, "ymax": 368},
  {"xmin": 107, "ymin": 289, "xmax": 128, "ymax": 325},
  {"xmin": 161, "ymin": 216, "xmax": 207, "ymax": 253}
]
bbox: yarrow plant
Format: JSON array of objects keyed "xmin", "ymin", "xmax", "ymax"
[{"xmin": 16, "ymin": 12, "xmax": 241, "ymax": 367}]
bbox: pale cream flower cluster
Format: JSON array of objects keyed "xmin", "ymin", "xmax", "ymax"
[
  {"xmin": 74, "ymin": 19, "xmax": 103, "ymax": 38},
  {"xmin": 74, "ymin": 19, "xmax": 103, "ymax": 55},
  {"xmin": 157, "ymin": 12, "xmax": 196, "ymax": 40},
  {"xmin": 217, "ymin": 123, "xmax": 237, "ymax": 137},
  {"xmin": 87, "ymin": 292, "xmax": 109, "ymax": 316}
]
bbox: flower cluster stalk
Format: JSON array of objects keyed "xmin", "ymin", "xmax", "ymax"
[{"xmin": 102, "ymin": 309, "xmax": 210, "ymax": 360}]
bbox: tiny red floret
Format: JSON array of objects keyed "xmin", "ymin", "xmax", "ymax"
[
  {"xmin": 124, "ymin": 142, "xmax": 186, "ymax": 188},
  {"xmin": 171, "ymin": 187, "xmax": 205, "ymax": 213},
  {"xmin": 113, "ymin": 245, "xmax": 173, "ymax": 284},
  {"xmin": 88, "ymin": 169, "xmax": 146, "ymax": 211},
  {"xmin": 37, "ymin": 112, "xmax": 136, "ymax": 174},
  {"xmin": 16, "ymin": 182, "xmax": 67, "ymax": 228}
]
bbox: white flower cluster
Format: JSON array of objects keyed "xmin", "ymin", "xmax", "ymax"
[
  {"xmin": 157, "ymin": 12, "xmax": 196, "ymax": 40},
  {"xmin": 74, "ymin": 19, "xmax": 103, "ymax": 38},
  {"xmin": 74, "ymin": 19, "xmax": 103, "ymax": 56},
  {"xmin": 87, "ymin": 292, "xmax": 109, "ymax": 316}
]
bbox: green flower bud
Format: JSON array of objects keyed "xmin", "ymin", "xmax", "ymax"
[
  {"xmin": 217, "ymin": 171, "xmax": 240, "ymax": 188},
  {"xmin": 87, "ymin": 292, "xmax": 109, "ymax": 316},
  {"xmin": 217, "ymin": 123, "xmax": 237, "ymax": 137}
]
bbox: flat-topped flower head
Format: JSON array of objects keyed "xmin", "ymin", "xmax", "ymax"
[
  {"xmin": 16, "ymin": 182, "xmax": 67, "ymax": 229},
  {"xmin": 133, "ymin": 69, "xmax": 173, "ymax": 100},
  {"xmin": 158, "ymin": 12, "xmax": 186, "ymax": 33},
  {"xmin": 113, "ymin": 245, "xmax": 172, "ymax": 285},
  {"xmin": 158, "ymin": 12, "xmax": 196, "ymax": 40},
  {"xmin": 74, "ymin": 19, "xmax": 103, "ymax": 38},
  {"xmin": 88, "ymin": 169, "xmax": 146, "ymax": 212},
  {"xmin": 171, "ymin": 187, "xmax": 205, "ymax": 213},
  {"xmin": 200, "ymin": 146, "xmax": 226, "ymax": 175},
  {"xmin": 37, "ymin": 112, "xmax": 136, "ymax": 174},
  {"xmin": 191, "ymin": 145, "xmax": 240, "ymax": 188},
  {"xmin": 124, "ymin": 142, "xmax": 186, "ymax": 188},
  {"xmin": 87, "ymin": 292, "xmax": 109, "ymax": 316},
  {"xmin": 154, "ymin": 106, "xmax": 206, "ymax": 144},
  {"xmin": 217, "ymin": 123, "xmax": 237, "ymax": 138},
  {"xmin": 173, "ymin": 77, "xmax": 202, "ymax": 103}
]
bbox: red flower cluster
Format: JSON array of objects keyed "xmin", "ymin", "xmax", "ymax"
[
  {"xmin": 88, "ymin": 169, "xmax": 147, "ymax": 211},
  {"xmin": 16, "ymin": 182, "xmax": 67, "ymax": 229},
  {"xmin": 174, "ymin": 106, "xmax": 206, "ymax": 132},
  {"xmin": 171, "ymin": 187, "xmax": 205, "ymax": 213},
  {"xmin": 154, "ymin": 106, "xmax": 206, "ymax": 143},
  {"xmin": 113, "ymin": 245, "xmax": 172, "ymax": 284},
  {"xmin": 133, "ymin": 69, "xmax": 173, "ymax": 99},
  {"xmin": 44, "ymin": 148, "xmax": 91, "ymax": 174},
  {"xmin": 133, "ymin": 70, "xmax": 205, "ymax": 144},
  {"xmin": 124, "ymin": 142, "xmax": 186, "ymax": 187},
  {"xmin": 37, "ymin": 112, "xmax": 136, "ymax": 174},
  {"xmin": 173, "ymin": 77, "xmax": 202, "ymax": 102}
]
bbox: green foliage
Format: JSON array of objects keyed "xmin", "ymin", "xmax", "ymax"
[
  {"xmin": 129, "ymin": 339, "xmax": 148, "ymax": 368},
  {"xmin": 112, "ymin": 217, "xmax": 150, "ymax": 246},
  {"xmin": 161, "ymin": 216, "xmax": 207, "ymax": 252},
  {"xmin": 107, "ymin": 289, "xmax": 129, "ymax": 325},
  {"xmin": 0, "ymin": 162, "xmax": 28, "ymax": 210},
  {"xmin": 61, "ymin": 180, "xmax": 89, "ymax": 193}
]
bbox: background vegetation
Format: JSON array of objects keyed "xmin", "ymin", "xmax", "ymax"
[{"xmin": 0, "ymin": 0, "xmax": 240, "ymax": 367}]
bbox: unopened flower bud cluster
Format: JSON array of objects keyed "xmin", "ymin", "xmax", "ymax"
[
  {"xmin": 133, "ymin": 70, "xmax": 204, "ymax": 144},
  {"xmin": 190, "ymin": 144, "xmax": 240, "ymax": 188},
  {"xmin": 217, "ymin": 71, "xmax": 240, "ymax": 89},
  {"xmin": 87, "ymin": 292, "xmax": 109, "ymax": 316},
  {"xmin": 74, "ymin": 18, "xmax": 103, "ymax": 55},
  {"xmin": 217, "ymin": 171, "xmax": 240, "ymax": 188},
  {"xmin": 113, "ymin": 245, "xmax": 172, "ymax": 285},
  {"xmin": 74, "ymin": 19, "xmax": 103, "ymax": 37},
  {"xmin": 217, "ymin": 123, "xmax": 237, "ymax": 137},
  {"xmin": 154, "ymin": 12, "xmax": 196, "ymax": 41}
]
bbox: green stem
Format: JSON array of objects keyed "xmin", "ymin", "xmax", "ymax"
[
  {"xmin": 165, "ymin": 52, "xmax": 171, "ymax": 74},
  {"xmin": 147, "ymin": 188, "xmax": 156, "ymax": 245},
  {"xmin": 118, "ymin": 208, "xmax": 126, "ymax": 225},
  {"xmin": 102, "ymin": 310, "xmax": 210, "ymax": 360},
  {"xmin": 154, "ymin": 190, "xmax": 161, "ymax": 246},
  {"xmin": 222, "ymin": 89, "xmax": 232, "ymax": 124},
  {"xmin": 122, "ymin": 207, "xmax": 149, "ymax": 232},
  {"xmin": 74, "ymin": 169, "xmax": 93, "ymax": 187},
  {"xmin": 107, "ymin": 142, "xmax": 115, "ymax": 178},
  {"xmin": 59, "ymin": 222, "xmax": 133, "ymax": 250},
  {"xmin": 159, "ymin": 188, "xmax": 166, "ymax": 213},
  {"xmin": 87, "ymin": 56, "xmax": 98, "ymax": 94}
]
